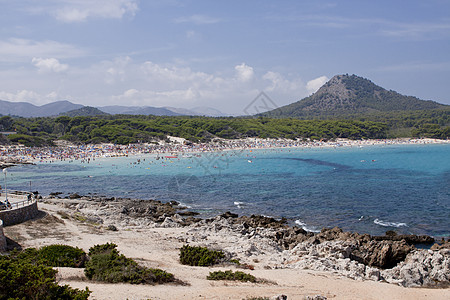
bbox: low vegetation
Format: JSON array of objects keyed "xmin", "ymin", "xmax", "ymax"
[
  {"xmin": 207, "ymin": 270, "xmax": 257, "ymax": 282},
  {"xmin": 0, "ymin": 249, "xmax": 90, "ymax": 300},
  {"xmin": 0, "ymin": 242, "xmax": 176, "ymax": 299},
  {"xmin": 84, "ymin": 243, "xmax": 174, "ymax": 284},
  {"xmin": 179, "ymin": 245, "xmax": 225, "ymax": 266},
  {"xmin": 0, "ymin": 111, "xmax": 447, "ymax": 147},
  {"xmin": 38, "ymin": 244, "xmax": 88, "ymax": 267},
  {"xmin": 8, "ymin": 245, "xmax": 87, "ymax": 268}
]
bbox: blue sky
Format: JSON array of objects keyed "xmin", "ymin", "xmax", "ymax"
[{"xmin": 0, "ymin": 0, "xmax": 449, "ymax": 114}]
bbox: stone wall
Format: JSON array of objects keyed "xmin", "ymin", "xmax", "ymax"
[
  {"xmin": 0, "ymin": 200, "xmax": 38, "ymax": 226},
  {"xmin": 0, "ymin": 220, "xmax": 6, "ymax": 252}
]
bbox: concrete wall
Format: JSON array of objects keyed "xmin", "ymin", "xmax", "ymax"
[
  {"xmin": 0, "ymin": 220, "xmax": 6, "ymax": 252},
  {"xmin": 0, "ymin": 200, "xmax": 38, "ymax": 226}
]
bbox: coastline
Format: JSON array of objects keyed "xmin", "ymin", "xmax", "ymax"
[
  {"xmin": 1, "ymin": 137, "xmax": 448, "ymax": 165},
  {"xmin": 3, "ymin": 138, "xmax": 449, "ymax": 238},
  {"xmin": 3, "ymin": 195, "xmax": 449, "ymax": 300},
  {"xmin": 2, "ymin": 139, "xmax": 449, "ymax": 298}
]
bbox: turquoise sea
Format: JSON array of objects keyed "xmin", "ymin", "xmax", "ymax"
[{"xmin": 7, "ymin": 143, "xmax": 450, "ymax": 237}]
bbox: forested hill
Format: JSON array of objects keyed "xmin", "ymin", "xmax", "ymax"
[
  {"xmin": 262, "ymin": 74, "xmax": 447, "ymax": 118},
  {"xmin": 59, "ymin": 106, "xmax": 109, "ymax": 117},
  {"xmin": 0, "ymin": 115, "xmax": 389, "ymax": 146},
  {"xmin": 0, "ymin": 112, "xmax": 448, "ymax": 147}
]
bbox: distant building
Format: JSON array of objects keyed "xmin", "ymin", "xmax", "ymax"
[{"xmin": 0, "ymin": 132, "xmax": 16, "ymax": 136}]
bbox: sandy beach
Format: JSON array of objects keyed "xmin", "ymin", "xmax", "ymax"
[
  {"xmin": 3, "ymin": 196, "xmax": 449, "ymax": 300},
  {"xmin": 1, "ymin": 137, "xmax": 449, "ymax": 166},
  {"xmin": 1, "ymin": 138, "xmax": 449, "ymax": 299}
]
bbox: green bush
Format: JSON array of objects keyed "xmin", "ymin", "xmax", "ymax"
[
  {"xmin": 179, "ymin": 245, "xmax": 225, "ymax": 266},
  {"xmin": 10, "ymin": 245, "xmax": 87, "ymax": 268},
  {"xmin": 84, "ymin": 243, "xmax": 174, "ymax": 284},
  {"xmin": 0, "ymin": 253, "xmax": 90, "ymax": 300},
  {"xmin": 38, "ymin": 244, "xmax": 88, "ymax": 268},
  {"xmin": 207, "ymin": 270, "xmax": 256, "ymax": 282},
  {"xmin": 88, "ymin": 242, "xmax": 118, "ymax": 256}
]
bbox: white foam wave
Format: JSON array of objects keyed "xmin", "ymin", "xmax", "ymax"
[
  {"xmin": 177, "ymin": 202, "xmax": 192, "ymax": 209},
  {"xmin": 374, "ymin": 218, "xmax": 407, "ymax": 228},
  {"xmin": 295, "ymin": 220, "xmax": 320, "ymax": 233},
  {"xmin": 234, "ymin": 201, "xmax": 245, "ymax": 208}
]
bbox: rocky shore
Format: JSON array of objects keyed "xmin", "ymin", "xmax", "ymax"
[{"xmin": 41, "ymin": 194, "xmax": 450, "ymax": 289}]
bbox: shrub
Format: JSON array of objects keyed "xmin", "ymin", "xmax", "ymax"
[
  {"xmin": 207, "ymin": 270, "xmax": 256, "ymax": 282},
  {"xmin": 9, "ymin": 245, "xmax": 87, "ymax": 268},
  {"xmin": 179, "ymin": 245, "xmax": 225, "ymax": 266},
  {"xmin": 0, "ymin": 253, "xmax": 90, "ymax": 300},
  {"xmin": 84, "ymin": 243, "xmax": 174, "ymax": 284},
  {"xmin": 38, "ymin": 244, "xmax": 88, "ymax": 268},
  {"xmin": 88, "ymin": 242, "xmax": 118, "ymax": 256}
]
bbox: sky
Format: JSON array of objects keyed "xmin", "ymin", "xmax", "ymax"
[{"xmin": 0, "ymin": 0, "xmax": 449, "ymax": 115}]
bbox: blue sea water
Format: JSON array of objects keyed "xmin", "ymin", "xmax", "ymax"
[{"xmin": 7, "ymin": 143, "xmax": 450, "ymax": 237}]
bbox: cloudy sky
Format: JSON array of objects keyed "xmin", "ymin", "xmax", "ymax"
[{"xmin": 1, "ymin": 0, "xmax": 449, "ymax": 115}]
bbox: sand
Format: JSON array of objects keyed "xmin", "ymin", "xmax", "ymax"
[{"xmin": 3, "ymin": 201, "xmax": 449, "ymax": 300}]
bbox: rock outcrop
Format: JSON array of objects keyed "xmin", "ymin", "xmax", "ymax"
[{"xmin": 42, "ymin": 195, "xmax": 449, "ymax": 288}]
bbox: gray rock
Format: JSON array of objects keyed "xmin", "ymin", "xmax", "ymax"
[
  {"xmin": 271, "ymin": 295, "xmax": 288, "ymax": 300},
  {"xmin": 160, "ymin": 217, "xmax": 181, "ymax": 228},
  {"xmin": 304, "ymin": 296, "xmax": 327, "ymax": 300}
]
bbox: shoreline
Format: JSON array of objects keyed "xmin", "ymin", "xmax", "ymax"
[
  {"xmin": 1, "ymin": 137, "xmax": 448, "ymax": 165},
  {"xmin": 3, "ymin": 138, "xmax": 449, "ymax": 239},
  {"xmin": 3, "ymin": 195, "xmax": 449, "ymax": 299}
]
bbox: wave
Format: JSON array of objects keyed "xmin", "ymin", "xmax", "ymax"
[
  {"xmin": 177, "ymin": 202, "xmax": 192, "ymax": 209},
  {"xmin": 234, "ymin": 201, "xmax": 245, "ymax": 208},
  {"xmin": 295, "ymin": 220, "xmax": 321, "ymax": 233},
  {"xmin": 374, "ymin": 218, "xmax": 407, "ymax": 228}
]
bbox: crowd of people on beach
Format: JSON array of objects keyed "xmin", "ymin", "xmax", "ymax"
[{"xmin": 0, "ymin": 137, "xmax": 447, "ymax": 164}]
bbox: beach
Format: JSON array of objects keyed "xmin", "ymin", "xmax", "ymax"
[
  {"xmin": 1, "ymin": 138, "xmax": 449, "ymax": 299},
  {"xmin": 3, "ymin": 196, "xmax": 449, "ymax": 300},
  {"xmin": 1, "ymin": 137, "xmax": 448, "ymax": 166}
]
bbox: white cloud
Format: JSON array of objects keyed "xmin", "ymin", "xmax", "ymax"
[
  {"xmin": 0, "ymin": 57, "xmax": 323, "ymax": 114},
  {"xmin": 112, "ymin": 88, "xmax": 199, "ymax": 107},
  {"xmin": 123, "ymin": 88, "xmax": 139, "ymax": 98},
  {"xmin": 0, "ymin": 38, "xmax": 85, "ymax": 62},
  {"xmin": 141, "ymin": 61, "xmax": 213, "ymax": 87},
  {"xmin": 0, "ymin": 90, "xmax": 59, "ymax": 105},
  {"xmin": 103, "ymin": 56, "xmax": 132, "ymax": 84},
  {"xmin": 175, "ymin": 14, "xmax": 221, "ymax": 25},
  {"xmin": 32, "ymin": 57, "xmax": 69, "ymax": 73},
  {"xmin": 36, "ymin": 0, "xmax": 140, "ymax": 23},
  {"xmin": 235, "ymin": 63, "xmax": 254, "ymax": 82},
  {"xmin": 306, "ymin": 76, "xmax": 328, "ymax": 94},
  {"xmin": 263, "ymin": 71, "xmax": 304, "ymax": 92}
]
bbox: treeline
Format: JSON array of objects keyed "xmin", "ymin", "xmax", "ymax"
[
  {"xmin": 346, "ymin": 108, "xmax": 450, "ymax": 138},
  {"xmin": 0, "ymin": 115, "xmax": 389, "ymax": 146}
]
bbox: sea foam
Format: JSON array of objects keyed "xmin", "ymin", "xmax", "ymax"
[
  {"xmin": 374, "ymin": 218, "xmax": 407, "ymax": 228},
  {"xmin": 234, "ymin": 201, "xmax": 245, "ymax": 208},
  {"xmin": 295, "ymin": 220, "xmax": 320, "ymax": 233}
]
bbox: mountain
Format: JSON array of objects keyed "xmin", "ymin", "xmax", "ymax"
[
  {"xmin": 0, "ymin": 98, "xmax": 228, "ymax": 118},
  {"xmin": 101, "ymin": 105, "xmax": 227, "ymax": 117},
  {"xmin": 262, "ymin": 74, "xmax": 447, "ymax": 118},
  {"xmin": 0, "ymin": 100, "xmax": 83, "ymax": 117},
  {"xmin": 59, "ymin": 106, "xmax": 109, "ymax": 117},
  {"xmin": 165, "ymin": 106, "xmax": 227, "ymax": 117},
  {"xmin": 99, "ymin": 105, "xmax": 181, "ymax": 116},
  {"xmin": 190, "ymin": 106, "xmax": 227, "ymax": 117}
]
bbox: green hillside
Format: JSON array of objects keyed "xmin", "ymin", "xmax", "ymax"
[
  {"xmin": 263, "ymin": 74, "xmax": 447, "ymax": 118},
  {"xmin": 59, "ymin": 106, "xmax": 109, "ymax": 117}
]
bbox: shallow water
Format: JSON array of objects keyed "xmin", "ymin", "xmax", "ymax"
[{"xmin": 7, "ymin": 143, "xmax": 450, "ymax": 237}]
